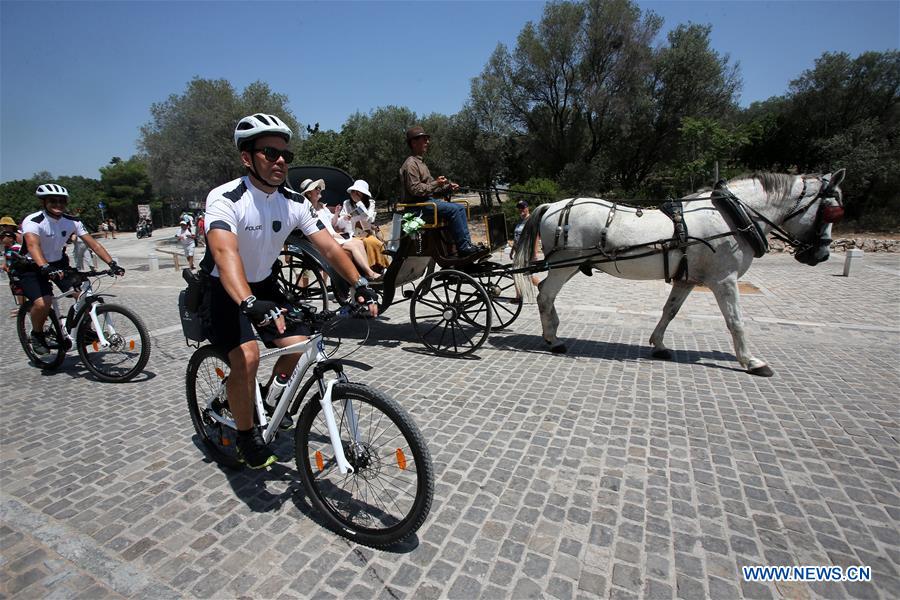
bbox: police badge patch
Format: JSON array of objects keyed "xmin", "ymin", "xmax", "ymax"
[{"xmin": 272, "ymin": 220, "xmax": 282, "ymax": 232}]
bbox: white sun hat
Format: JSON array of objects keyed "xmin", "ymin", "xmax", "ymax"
[
  {"xmin": 347, "ymin": 179, "xmax": 372, "ymax": 199},
  {"xmin": 299, "ymin": 178, "xmax": 326, "ymax": 195}
]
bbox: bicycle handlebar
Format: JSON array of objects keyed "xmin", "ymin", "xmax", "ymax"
[
  {"xmin": 283, "ymin": 303, "xmax": 354, "ymax": 330},
  {"xmin": 68, "ymin": 268, "xmax": 116, "ymax": 281}
]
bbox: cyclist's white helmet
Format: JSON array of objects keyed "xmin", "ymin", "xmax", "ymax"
[
  {"xmin": 36, "ymin": 183, "xmax": 69, "ymax": 198},
  {"xmin": 233, "ymin": 113, "xmax": 292, "ymax": 150}
]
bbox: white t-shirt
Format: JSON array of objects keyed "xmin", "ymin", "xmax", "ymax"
[
  {"xmin": 176, "ymin": 229, "xmax": 195, "ymax": 248},
  {"xmin": 21, "ymin": 210, "xmax": 88, "ymax": 263},
  {"xmin": 341, "ymin": 199, "xmax": 378, "ymax": 235},
  {"xmin": 204, "ymin": 176, "xmax": 325, "ymax": 282},
  {"xmin": 316, "ymin": 206, "xmax": 351, "ymax": 245}
]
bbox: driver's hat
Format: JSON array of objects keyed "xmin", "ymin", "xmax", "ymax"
[{"xmin": 406, "ymin": 126, "xmax": 430, "ymax": 144}]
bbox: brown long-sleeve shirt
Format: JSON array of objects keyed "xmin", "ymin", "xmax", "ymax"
[{"xmin": 399, "ymin": 155, "xmax": 451, "ymax": 203}]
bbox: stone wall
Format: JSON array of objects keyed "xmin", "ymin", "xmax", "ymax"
[{"xmin": 768, "ymin": 237, "xmax": 900, "ymax": 253}]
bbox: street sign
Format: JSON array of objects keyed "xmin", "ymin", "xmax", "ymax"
[
  {"xmin": 98, "ymin": 202, "xmax": 106, "ymax": 209},
  {"xmin": 137, "ymin": 204, "xmax": 151, "ymax": 218}
]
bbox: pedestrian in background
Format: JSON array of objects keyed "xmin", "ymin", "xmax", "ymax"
[{"xmin": 176, "ymin": 221, "xmax": 196, "ymax": 270}]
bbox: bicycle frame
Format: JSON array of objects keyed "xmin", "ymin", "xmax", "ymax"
[
  {"xmin": 204, "ymin": 332, "xmax": 360, "ymax": 475},
  {"xmin": 53, "ymin": 276, "xmax": 117, "ymax": 348}
]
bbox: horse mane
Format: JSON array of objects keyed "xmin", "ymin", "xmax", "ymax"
[{"xmin": 728, "ymin": 172, "xmax": 799, "ymax": 204}]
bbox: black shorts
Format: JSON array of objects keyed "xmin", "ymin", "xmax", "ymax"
[
  {"xmin": 17, "ymin": 258, "xmax": 73, "ymax": 302},
  {"xmin": 205, "ymin": 275, "xmax": 310, "ymax": 354}
]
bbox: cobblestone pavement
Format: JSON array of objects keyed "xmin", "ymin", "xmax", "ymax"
[{"xmin": 1, "ymin": 249, "xmax": 898, "ymax": 599}]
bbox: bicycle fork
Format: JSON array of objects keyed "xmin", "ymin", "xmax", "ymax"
[{"xmin": 317, "ymin": 376, "xmax": 359, "ymax": 475}]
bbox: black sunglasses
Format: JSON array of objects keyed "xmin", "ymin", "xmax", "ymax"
[
  {"xmin": 255, "ymin": 146, "xmax": 294, "ymax": 164},
  {"xmin": 45, "ymin": 196, "xmax": 68, "ymax": 203}
]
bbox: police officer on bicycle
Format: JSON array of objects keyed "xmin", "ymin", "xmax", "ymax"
[
  {"xmin": 204, "ymin": 113, "xmax": 378, "ymax": 469},
  {"xmin": 20, "ymin": 184, "xmax": 125, "ymax": 355}
]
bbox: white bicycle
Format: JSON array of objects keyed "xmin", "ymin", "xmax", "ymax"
[
  {"xmin": 16, "ymin": 268, "xmax": 151, "ymax": 382},
  {"xmin": 185, "ymin": 304, "xmax": 434, "ymax": 548}
]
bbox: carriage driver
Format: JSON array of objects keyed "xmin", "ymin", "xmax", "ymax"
[
  {"xmin": 204, "ymin": 113, "xmax": 378, "ymax": 469},
  {"xmin": 20, "ymin": 184, "xmax": 125, "ymax": 355},
  {"xmin": 400, "ymin": 126, "xmax": 486, "ymax": 258}
]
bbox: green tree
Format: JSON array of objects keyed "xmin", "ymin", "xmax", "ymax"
[
  {"xmin": 341, "ymin": 106, "xmax": 417, "ymax": 203},
  {"xmin": 613, "ymin": 23, "xmax": 740, "ymax": 193},
  {"xmin": 740, "ymin": 51, "xmax": 900, "ymax": 223},
  {"xmin": 139, "ymin": 78, "xmax": 300, "ymax": 205},
  {"xmin": 295, "ymin": 128, "xmax": 350, "ymax": 171},
  {"xmin": 99, "ymin": 156, "xmax": 153, "ymax": 228}
]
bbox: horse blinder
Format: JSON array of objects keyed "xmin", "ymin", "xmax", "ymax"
[{"xmin": 821, "ymin": 204, "xmax": 844, "ymax": 223}]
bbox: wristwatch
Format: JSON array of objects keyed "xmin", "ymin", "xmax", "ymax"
[{"xmin": 354, "ymin": 276, "xmax": 369, "ymax": 288}]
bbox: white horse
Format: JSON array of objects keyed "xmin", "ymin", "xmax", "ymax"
[{"xmin": 512, "ymin": 171, "xmax": 845, "ymax": 376}]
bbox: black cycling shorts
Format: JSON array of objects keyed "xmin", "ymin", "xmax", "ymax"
[
  {"xmin": 17, "ymin": 258, "xmax": 73, "ymax": 302},
  {"xmin": 205, "ymin": 274, "xmax": 310, "ymax": 354}
]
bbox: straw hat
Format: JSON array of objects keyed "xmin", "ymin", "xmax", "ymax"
[{"xmin": 299, "ymin": 178, "xmax": 326, "ymax": 196}]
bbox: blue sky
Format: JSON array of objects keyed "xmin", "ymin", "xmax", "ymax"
[{"xmin": 1, "ymin": 1, "xmax": 897, "ymax": 183}]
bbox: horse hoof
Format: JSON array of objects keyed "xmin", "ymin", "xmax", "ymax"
[
  {"xmin": 550, "ymin": 343, "xmax": 567, "ymax": 354},
  {"xmin": 748, "ymin": 365, "xmax": 774, "ymax": 377},
  {"xmin": 651, "ymin": 349, "xmax": 673, "ymax": 360}
]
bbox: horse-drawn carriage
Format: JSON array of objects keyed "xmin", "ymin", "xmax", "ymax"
[
  {"xmin": 275, "ymin": 166, "xmax": 523, "ymax": 357},
  {"xmin": 273, "ymin": 165, "xmax": 846, "ymax": 375}
]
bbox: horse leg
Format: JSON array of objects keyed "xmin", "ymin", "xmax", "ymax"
[
  {"xmin": 537, "ymin": 266, "xmax": 578, "ymax": 353},
  {"xmin": 649, "ymin": 281, "xmax": 694, "ymax": 360},
  {"xmin": 708, "ymin": 278, "xmax": 774, "ymax": 377}
]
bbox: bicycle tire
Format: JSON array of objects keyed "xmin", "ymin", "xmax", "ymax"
[
  {"xmin": 16, "ymin": 304, "xmax": 66, "ymax": 370},
  {"xmin": 295, "ymin": 383, "xmax": 434, "ymax": 548},
  {"xmin": 76, "ymin": 304, "xmax": 151, "ymax": 383},
  {"xmin": 186, "ymin": 345, "xmax": 241, "ymax": 467}
]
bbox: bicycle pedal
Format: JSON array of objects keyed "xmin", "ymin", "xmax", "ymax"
[{"xmin": 403, "ymin": 289, "xmax": 415, "ymax": 299}]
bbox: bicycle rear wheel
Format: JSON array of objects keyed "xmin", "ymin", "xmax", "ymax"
[
  {"xmin": 76, "ymin": 304, "xmax": 151, "ymax": 382},
  {"xmin": 186, "ymin": 345, "xmax": 241, "ymax": 467},
  {"xmin": 295, "ymin": 383, "xmax": 433, "ymax": 548},
  {"xmin": 16, "ymin": 304, "xmax": 66, "ymax": 370}
]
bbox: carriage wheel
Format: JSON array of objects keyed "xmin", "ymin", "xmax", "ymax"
[
  {"xmin": 410, "ymin": 270, "xmax": 492, "ymax": 357},
  {"xmin": 475, "ymin": 268, "xmax": 523, "ymax": 330},
  {"xmin": 277, "ymin": 250, "xmax": 329, "ymax": 311}
]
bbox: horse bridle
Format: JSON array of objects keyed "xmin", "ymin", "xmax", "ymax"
[{"xmin": 732, "ymin": 175, "xmax": 844, "ymax": 252}]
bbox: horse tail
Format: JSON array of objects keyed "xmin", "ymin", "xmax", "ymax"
[{"xmin": 513, "ymin": 203, "xmax": 549, "ymax": 303}]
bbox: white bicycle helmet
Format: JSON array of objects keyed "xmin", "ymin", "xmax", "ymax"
[
  {"xmin": 36, "ymin": 183, "xmax": 69, "ymax": 198},
  {"xmin": 233, "ymin": 113, "xmax": 292, "ymax": 149}
]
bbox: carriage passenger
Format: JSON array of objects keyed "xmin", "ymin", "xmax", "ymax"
[
  {"xmin": 343, "ymin": 179, "xmax": 388, "ymax": 273},
  {"xmin": 299, "ymin": 178, "xmax": 382, "ymax": 281}
]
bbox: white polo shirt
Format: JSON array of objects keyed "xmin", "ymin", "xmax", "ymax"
[
  {"xmin": 21, "ymin": 210, "xmax": 88, "ymax": 263},
  {"xmin": 204, "ymin": 176, "xmax": 325, "ymax": 282}
]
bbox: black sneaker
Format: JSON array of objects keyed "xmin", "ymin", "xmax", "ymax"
[
  {"xmin": 236, "ymin": 428, "xmax": 277, "ymax": 469},
  {"xmin": 30, "ymin": 331, "xmax": 49, "ymax": 356}
]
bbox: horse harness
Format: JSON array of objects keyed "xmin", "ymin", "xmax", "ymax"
[{"xmin": 525, "ymin": 175, "xmax": 841, "ymax": 282}]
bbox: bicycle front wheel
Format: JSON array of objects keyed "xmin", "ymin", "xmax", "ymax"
[
  {"xmin": 186, "ymin": 345, "xmax": 241, "ymax": 467},
  {"xmin": 76, "ymin": 304, "xmax": 151, "ymax": 382},
  {"xmin": 16, "ymin": 304, "xmax": 66, "ymax": 370},
  {"xmin": 295, "ymin": 383, "xmax": 434, "ymax": 548}
]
